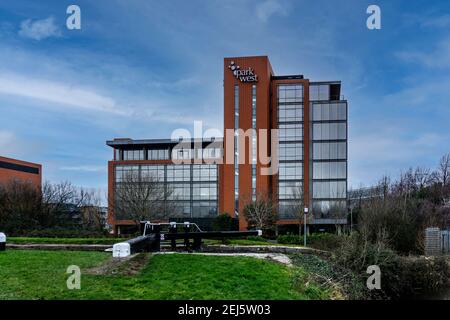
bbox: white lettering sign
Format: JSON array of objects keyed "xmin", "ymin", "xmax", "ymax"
[{"xmin": 228, "ymin": 61, "xmax": 258, "ymax": 83}]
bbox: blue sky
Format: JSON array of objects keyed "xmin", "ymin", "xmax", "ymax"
[{"xmin": 0, "ymin": 0, "xmax": 449, "ymax": 198}]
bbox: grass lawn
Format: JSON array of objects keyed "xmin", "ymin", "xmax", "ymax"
[
  {"xmin": 7, "ymin": 237, "xmax": 128, "ymax": 245},
  {"xmin": 0, "ymin": 250, "xmax": 329, "ymax": 300},
  {"xmin": 203, "ymin": 239, "xmax": 304, "ymax": 247},
  {"xmin": 8, "ymin": 237, "xmax": 304, "ymax": 247}
]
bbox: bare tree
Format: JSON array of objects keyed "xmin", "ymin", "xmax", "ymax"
[
  {"xmin": 432, "ymin": 153, "xmax": 450, "ymax": 203},
  {"xmin": 242, "ymin": 191, "xmax": 277, "ymax": 234},
  {"xmin": 0, "ymin": 179, "xmax": 42, "ymax": 232},
  {"xmin": 110, "ymin": 171, "xmax": 180, "ymax": 227},
  {"xmin": 79, "ymin": 188, "xmax": 105, "ymax": 230},
  {"xmin": 289, "ymin": 184, "xmax": 305, "ymax": 238},
  {"xmin": 438, "ymin": 153, "xmax": 450, "ymax": 187}
]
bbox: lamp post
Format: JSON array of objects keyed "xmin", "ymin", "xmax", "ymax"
[{"xmin": 303, "ymin": 207, "xmax": 308, "ymax": 247}]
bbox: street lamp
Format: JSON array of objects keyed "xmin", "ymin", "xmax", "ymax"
[{"xmin": 303, "ymin": 207, "xmax": 308, "ymax": 247}]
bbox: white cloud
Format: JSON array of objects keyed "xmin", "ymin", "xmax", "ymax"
[
  {"xmin": 19, "ymin": 16, "xmax": 61, "ymax": 40},
  {"xmin": 0, "ymin": 130, "xmax": 20, "ymax": 154},
  {"xmin": 256, "ymin": 0, "xmax": 287, "ymax": 23},
  {"xmin": 0, "ymin": 72, "xmax": 129, "ymax": 115},
  {"xmin": 396, "ymin": 37, "xmax": 450, "ymax": 69},
  {"xmin": 0, "ymin": 130, "xmax": 41, "ymax": 159},
  {"xmin": 60, "ymin": 165, "xmax": 106, "ymax": 173},
  {"xmin": 421, "ymin": 14, "xmax": 450, "ymax": 28},
  {"xmin": 348, "ymin": 125, "xmax": 450, "ymax": 188}
]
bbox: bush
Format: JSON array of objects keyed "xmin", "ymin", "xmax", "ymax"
[
  {"xmin": 291, "ymin": 267, "xmax": 330, "ymax": 300},
  {"xmin": 10, "ymin": 227, "xmax": 110, "ymax": 238},
  {"xmin": 246, "ymin": 236, "xmax": 267, "ymax": 242},
  {"xmin": 332, "ymin": 233, "xmax": 450, "ymax": 299},
  {"xmin": 277, "ymin": 233, "xmax": 302, "ymax": 244},
  {"xmin": 399, "ymin": 256, "xmax": 450, "ymax": 297},
  {"xmin": 277, "ymin": 232, "xmax": 344, "ymax": 250},
  {"xmin": 308, "ymin": 233, "xmax": 345, "ymax": 251},
  {"xmin": 212, "ymin": 213, "xmax": 233, "ymax": 231},
  {"xmin": 290, "ymin": 253, "xmax": 365, "ymax": 299}
]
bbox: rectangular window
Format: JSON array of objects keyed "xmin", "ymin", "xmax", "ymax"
[
  {"xmin": 312, "ymin": 181, "xmax": 347, "ymax": 199},
  {"xmin": 192, "ymin": 164, "xmax": 217, "ymax": 182},
  {"xmin": 313, "ymin": 123, "xmax": 346, "ymax": 140},
  {"xmin": 313, "ymin": 142, "xmax": 347, "ymax": 160},
  {"xmin": 279, "ymin": 163, "xmax": 303, "ymax": 180},
  {"xmin": 193, "ymin": 183, "xmax": 217, "ymax": 201},
  {"xmin": 278, "ymin": 181, "xmax": 302, "ymax": 200},
  {"xmin": 279, "ymin": 123, "xmax": 303, "ymax": 142},
  {"xmin": 310, "ymin": 84, "xmax": 330, "ymax": 101},
  {"xmin": 148, "ymin": 149, "xmax": 169, "ymax": 160},
  {"xmin": 166, "ymin": 165, "xmax": 191, "ymax": 182},
  {"xmin": 279, "ymin": 142, "xmax": 303, "ymax": 161},
  {"xmin": 278, "ymin": 104, "xmax": 303, "ymax": 123},
  {"xmin": 278, "ymin": 85, "xmax": 303, "ymax": 103},
  {"xmin": 234, "ymin": 84, "xmax": 239, "ymax": 215},
  {"xmin": 312, "ymin": 200, "xmax": 347, "ymax": 218},
  {"xmin": 313, "ymin": 102, "xmax": 347, "ymax": 121},
  {"xmin": 313, "ymin": 162, "xmax": 347, "ymax": 179},
  {"xmin": 123, "ymin": 149, "xmax": 145, "ymax": 160}
]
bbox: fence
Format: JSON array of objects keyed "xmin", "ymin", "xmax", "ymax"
[{"xmin": 425, "ymin": 227, "xmax": 450, "ymax": 256}]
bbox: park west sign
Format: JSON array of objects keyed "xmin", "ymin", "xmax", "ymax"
[{"xmin": 228, "ymin": 61, "xmax": 258, "ymax": 83}]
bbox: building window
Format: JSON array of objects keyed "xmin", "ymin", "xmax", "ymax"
[
  {"xmin": 123, "ymin": 149, "xmax": 145, "ymax": 160},
  {"xmin": 312, "ymin": 200, "xmax": 347, "ymax": 218},
  {"xmin": 166, "ymin": 165, "xmax": 191, "ymax": 182},
  {"xmin": 193, "ymin": 164, "xmax": 217, "ymax": 182},
  {"xmin": 114, "ymin": 163, "xmax": 218, "ymax": 219},
  {"xmin": 279, "ymin": 163, "xmax": 303, "ymax": 180},
  {"xmin": 312, "ymin": 123, "xmax": 346, "ymax": 140},
  {"xmin": 279, "ymin": 123, "xmax": 303, "ymax": 141},
  {"xmin": 234, "ymin": 84, "xmax": 239, "ymax": 215},
  {"xmin": 312, "ymin": 181, "xmax": 347, "ymax": 199},
  {"xmin": 252, "ymin": 85, "xmax": 257, "ymax": 200},
  {"xmin": 312, "ymin": 102, "xmax": 347, "ymax": 121},
  {"xmin": 148, "ymin": 149, "xmax": 169, "ymax": 160},
  {"xmin": 172, "ymin": 149, "xmax": 192, "ymax": 160},
  {"xmin": 279, "ymin": 142, "xmax": 303, "ymax": 161},
  {"xmin": 278, "ymin": 85, "xmax": 303, "ymax": 103},
  {"xmin": 313, "ymin": 162, "xmax": 347, "ymax": 179},
  {"xmin": 313, "ymin": 142, "xmax": 346, "ymax": 160},
  {"xmin": 201, "ymin": 147, "xmax": 222, "ymax": 159},
  {"xmin": 278, "ymin": 181, "xmax": 302, "ymax": 200},
  {"xmin": 278, "ymin": 104, "xmax": 303, "ymax": 122},
  {"xmin": 310, "ymin": 84, "xmax": 330, "ymax": 101}
]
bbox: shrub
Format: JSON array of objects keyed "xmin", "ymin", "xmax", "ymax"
[
  {"xmin": 212, "ymin": 213, "xmax": 233, "ymax": 231},
  {"xmin": 291, "ymin": 267, "xmax": 330, "ymax": 300},
  {"xmin": 289, "ymin": 253, "xmax": 365, "ymax": 299},
  {"xmin": 332, "ymin": 233, "xmax": 450, "ymax": 299},
  {"xmin": 246, "ymin": 236, "xmax": 267, "ymax": 242},
  {"xmin": 277, "ymin": 233, "xmax": 301, "ymax": 244},
  {"xmin": 307, "ymin": 233, "xmax": 345, "ymax": 251},
  {"xmin": 13, "ymin": 227, "xmax": 110, "ymax": 238},
  {"xmin": 277, "ymin": 232, "xmax": 344, "ymax": 250}
]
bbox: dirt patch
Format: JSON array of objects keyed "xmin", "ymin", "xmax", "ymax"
[
  {"xmin": 84, "ymin": 253, "xmax": 150, "ymax": 276},
  {"xmin": 155, "ymin": 252, "xmax": 293, "ymax": 266}
]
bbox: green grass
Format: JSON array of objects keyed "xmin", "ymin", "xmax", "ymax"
[
  {"xmin": 0, "ymin": 250, "xmax": 330, "ymax": 300},
  {"xmin": 203, "ymin": 239, "xmax": 304, "ymax": 247},
  {"xmin": 8, "ymin": 237, "xmax": 304, "ymax": 247},
  {"xmin": 7, "ymin": 237, "xmax": 126, "ymax": 245}
]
